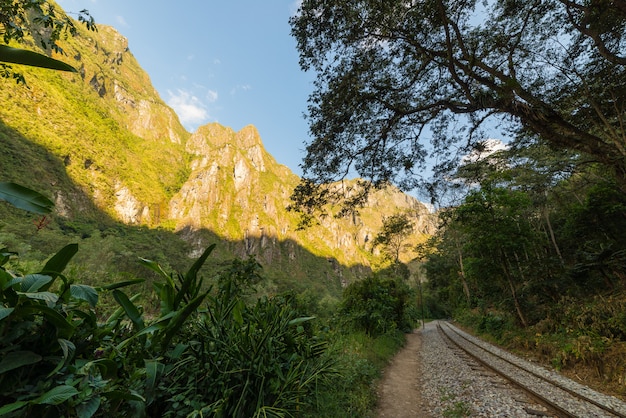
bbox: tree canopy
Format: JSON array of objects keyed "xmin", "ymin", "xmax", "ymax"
[
  {"xmin": 372, "ymin": 213, "xmax": 414, "ymax": 263},
  {"xmin": 289, "ymin": 0, "xmax": 626, "ymax": 212}
]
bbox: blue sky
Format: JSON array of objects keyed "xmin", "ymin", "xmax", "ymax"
[{"xmin": 56, "ymin": 0, "xmax": 312, "ymax": 177}]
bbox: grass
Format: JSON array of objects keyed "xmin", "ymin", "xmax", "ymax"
[
  {"xmin": 301, "ymin": 329, "xmax": 406, "ymax": 418},
  {"xmin": 439, "ymin": 387, "xmax": 472, "ymax": 418}
]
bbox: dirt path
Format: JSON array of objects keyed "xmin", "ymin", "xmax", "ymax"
[{"xmin": 375, "ymin": 329, "xmax": 432, "ymax": 418}]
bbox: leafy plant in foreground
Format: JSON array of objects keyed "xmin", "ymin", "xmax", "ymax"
[
  {"xmin": 144, "ymin": 258, "xmax": 336, "ymax": 418},
  {"xmin": 0, "ymin": 243, "xmax": 141, "ymax": 417}
]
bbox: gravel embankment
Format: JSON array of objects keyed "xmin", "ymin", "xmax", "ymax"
[
  {"xmin": 444, "ymin": 322, "xmax": 626, "ymax": 417},
  {"xmin": 419, "ymin": 321, "xmax": 551, "ymax": 417}
]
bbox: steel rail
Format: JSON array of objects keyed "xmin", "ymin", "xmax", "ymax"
[{"xmin": 437, "ymin": 321, "xmax": 626, "ymax": 418}]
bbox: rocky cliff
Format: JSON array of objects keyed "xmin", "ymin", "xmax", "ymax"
[{"xmin": 0, "ymin": 13, "xmax": 437, "ymax": 288}]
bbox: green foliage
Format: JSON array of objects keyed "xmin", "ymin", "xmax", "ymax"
[
  {"xmin": 372, "ymin": 213, "xmax": 414, "ymax": 263},
  {"xmin": 0, "ymin": 238, "xmax": 345, "ymax": 417},
  {"xmin": 0, "ymin": 181, "xmax": 53, "ymax": 214},
  {"xmin": 134, "ymin": 257, "xmax": 331, "ymax": 418},
  {"xmin": 0, "ymin": 243, "xmax": 141, "ymax": 418},
  {"xmin": 341, "ymin": 275, "xmax": 416, "ymax": 336},
  {"xmin": 423, "ymin": 136, "xmax": 626, "ymax": 397},
  {"xmin": 0, "ymin": 44, "xmax": 77, "ymax": 72},
  {"xmin": 300, "ymin": 329, "xmax": 405, "ymax": 418},
  {"xmin": 289, "ymin": 0, "xmax": 626, "ymax": 213}
]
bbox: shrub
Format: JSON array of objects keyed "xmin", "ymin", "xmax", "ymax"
[
  {"xmin": 0, "ymin": 244, "xmax": 143, "ymax": 417},
  {"xmin": 141, "ymin": 257, "xmax": 335, "ymax": 418},
  {"xmin": 341, "ymin": 275, "xmax": 416, "ymax": 336},
  {"xmin": 0, "ymin": 243, "xmax": 336, "ymax": 418}
]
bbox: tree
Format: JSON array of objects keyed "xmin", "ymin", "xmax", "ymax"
[
  {"xmin": 0, "ymin": 0, "xmax": 95, "ymax": 82},
  {"xmin": 289, "ymin": 0, "xmax": 626, "ymax": 213},
  {"xmin": 372, "ymin": 212, "xmax": 414, "ymax": 263},
  {"xmin": 341, "ymin": 275, "xmax": 415, "ymax": 335}
]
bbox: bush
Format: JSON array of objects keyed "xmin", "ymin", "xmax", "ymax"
[
  {"xmin": 149, "ymin": 259, "xmax": 335, "ymax": 418},
  {"xmin": 300, "ymin": 329, "xmax": 405, "ymax": 418},
  {"xmin": 341, "ymin": 275, "xmax": 416, "ymax": 336}
]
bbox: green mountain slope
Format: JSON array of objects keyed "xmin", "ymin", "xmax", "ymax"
[{"xmin": 0, "ymin": 14, "xmax": 436, "ymax": 300}]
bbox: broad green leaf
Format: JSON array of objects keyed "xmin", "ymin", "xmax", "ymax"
[
  {"xmin": 144, "ymin": 359, "xmax": 164, "ymax": 404},
  {"xmin": 112, "ymin": 290, "xmax": 144, "ymax": 331},
  {"xmin": 115, "ymin": 312, "xmax": 176, "ymax": 350},
  {"xmin": 18, "ymin": 305, "xmax": 75, "ymax": 338},
  {"xmin": 33, "ymin": 385, "xmax": 79, "ymax": 405},
  {"xmin": 41, "ymin": 243, "xmax": 79, "ymax": 282},
  {"xmin": 70, "ymin": 307, "xmax": 97, "ymax": 327},
  {"xmin": 0, "ymin": 400, "xmax": 28, "ymax": 415},
  {"xmin": 0, "ymin": 45, "xmax": 77, "ymax": 72},
  {"xmin": 2, "ymin": 276, "xmax": 21, "ymax": 290},
  {"xmin": 98, "ymin": 278, "xmax": 144, "ymax": 291},
  {"xmin": 156, "ymin": 281, "xmax": 175, "ymax": 314},
  {"xmin": 79, "ymin": 358, "xmax": 118, "ymax": 380},
  {"xmin": 175, "ymin": 244, "xmax": 215, "ymax": 308},
  {"xmin": 102, "ymin": 390, "xmax": 145, "ymax": 402},
  {"xmin": 0, "ymin": 306, "xmax": 14, "ymax": 321},
  {"xmin": 0, "ymin": 248, "xmax": 17, "ymax": 266},
  {"xmin": 232, "ymin": 299, "xmax": 244, "ymax": 326},
  {"xmin": 0, "ymin": 182, "xmax": 54, "ymax": 214},
  {"xmin": 144, "ymin": 359, "xmax": 162, "ymax": 392},
  {"xmin": 139, "ymin": 258, "xmax": 172, "ymax": 282},
  {"xmin": 70, "ymin": 284, "xmax": 98, "ymax": 307},
  {"xmin": 169, "ymin": 343, "xmax": 188, "ymax": 360},
  {"xmin": 46, "ymin": 338, "xmax": 77, "ymax": 377},
  {"xmin": 288, "ymin": 316, "xmax": 316, "ymax": 326},
  {"xmin": 76, "ymin": 396, "xmax": 101, "ymax": 418},
  {"xmin": 106, "ymin": 293, "xmax": 141, "ymax": 325},
  {"xmin": 20, "ymin": 274, "xmax": 52, "ymax": 292},
  {"xmin": 0, "ymin": 351, "xmax": 42, "ymax": 374},
  {"xmin": 58, "ymin": 338, "xmax": 76, "ymax": 360},
  {"xmin": 17, "ymin": 291, "xmax": 58, "ymax": 306},
  {"xmin": 184, "ymin": 244, "xmax": 216, "ymax": 282},
  {"xmin": 161, "ymin": 291, "xmax": 208, "ymax": 349}
]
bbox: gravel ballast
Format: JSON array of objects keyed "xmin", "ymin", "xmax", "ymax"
[{"xmin": 419, "ymin": 321, "xmax": 553, "ymax": 417}]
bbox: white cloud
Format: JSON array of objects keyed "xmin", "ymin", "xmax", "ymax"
[
  {"xmin": 461, "ymin": 138, "xmax": 508, "ymax": 164},
  {"xmin": 115, "ymin": 15, "xmax": 128, "ymax": 27},
  {"xmin": 230, "ymin": 84, "xmax": 251, "ymax": 95},
  {"xmin": 166, "ymin": 89, "xmax": 212, "ymax": 130},
  {"xmin": 206, "ymin": 90, "xmax": 218, "ymax": 102}
]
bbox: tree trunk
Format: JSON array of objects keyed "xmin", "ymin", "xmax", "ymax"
[
  {"xmin": 501, "ymin": 252, "xmax": 528, "ymax": 327},
  {"xmin": 455, "ymin": 239, "xmax": 471, "ymax": 306},
  {"xmin": 543, "ymin": 197, "xmax": 564, "ymax": 266}
]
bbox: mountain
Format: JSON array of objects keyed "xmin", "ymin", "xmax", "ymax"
[{"xmin": 0, "ymin": 15, "xmax": 437, "ymax": 299}]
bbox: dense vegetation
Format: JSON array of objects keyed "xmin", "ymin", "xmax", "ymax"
[
  {"xmin": 0, "ymin": 214, "xmax": 416, "ymax": 417},
  {"xmin": 421, "ymin": 141, "xmax": 626, "ymax": 395}
]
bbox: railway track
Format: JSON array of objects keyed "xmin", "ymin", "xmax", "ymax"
[{"xmin": 437, "ymin": 321, "xmax": 626, "ymax": 417}]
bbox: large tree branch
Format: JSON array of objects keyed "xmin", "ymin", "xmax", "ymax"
[{"xmin": 560, "ymin": 0, "xmax": 626, "ymax": 65}]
